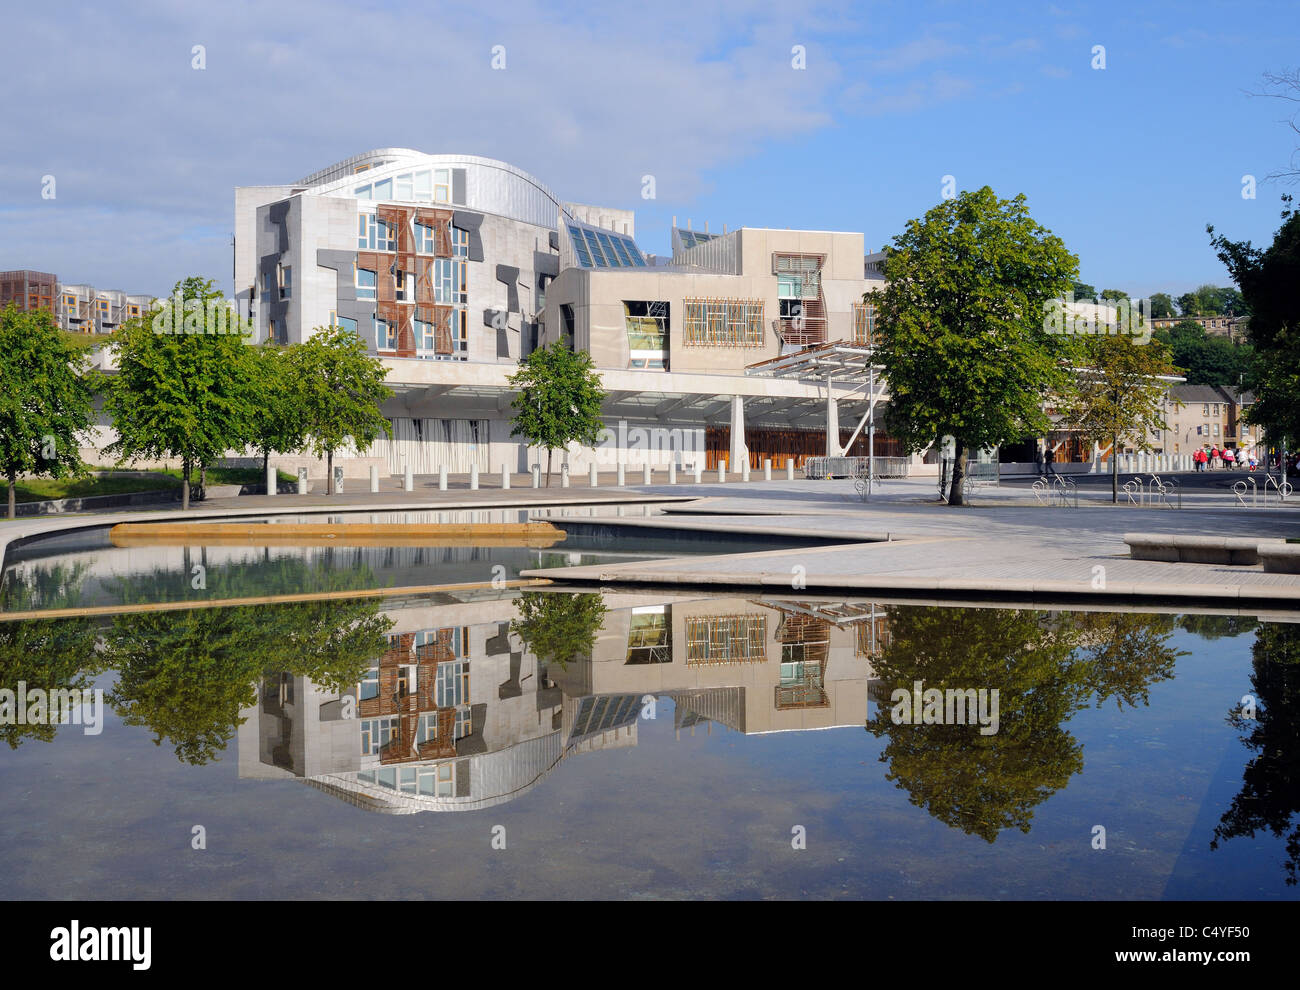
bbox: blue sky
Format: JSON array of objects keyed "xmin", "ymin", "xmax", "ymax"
[{"xmin": 1, "ymin": 0, "xmax": 1297, "ymax": 299}]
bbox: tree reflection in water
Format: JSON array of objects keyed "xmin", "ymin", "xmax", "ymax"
[
  {"xmin": 866, "ymin": 607, "xmax": 1182, "ymax": 842},
  {"xmin": 1213, "ymin": 622, "xmax": 1300, "ymax": 885}
]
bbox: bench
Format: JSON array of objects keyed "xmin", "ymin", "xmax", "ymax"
[
  {"xmin": 1124, "ymin": 533, "xmax": 1284, "ymax": 566},
  {"xmin": 1258, "ymin": 544, "xmax": 1300, "ymax": 573}
]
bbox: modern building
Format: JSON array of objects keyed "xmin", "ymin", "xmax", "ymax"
[
  {"xmin": 0, "ymin": 269, "xmax": 57, "ymax": 317},
  {"xmin": 237, "ymin": 593, "xmax": 886, "ymax": 814},
  {"xmin": 232, "ymin": 150, "xmax": 905, "ymax": 479},
  {"xmin": 0, "ymin": 269, "xmax": 152, "ymax": 334},
  {"xmin": 56, "ymin": 284, "xmax": 153, "ymax": 335}
]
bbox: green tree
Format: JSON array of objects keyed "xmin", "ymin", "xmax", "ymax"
[
  {"xmin": 510, "ymin": 591, "xmax": 608, "ymax": 669},
  {"xmin": 866, "ymin": 606, "xmax": 1180, "ymax": 841},
  {"xmin": 1072, "ymin": 282, "xmax": 1097, "ymax": 302},
  {"xmin": 1152, "ymin": 319, "xmax": 1255, "ymax": 386},
  {"xmin": 1148, "ymin": 292, "xmax": 1176, "ymax": 319},
  {"xmin": 104, "ymin": 597, "xmax": 392, "ymax": 765},
  {"xmin": 287, "ymin": 325, "xmax": 393, "ymax": 495},
  {"xmin": 1060, "ymin": 334, "xmax": 1179, "ymax": 502},
  {"xmin": 507, "ymin": 342, "xmax": 607, "ymax": 486},
  {"xmin": 1099, "ymin": 288, "xmax": 1129, "ymax": 302},
  {"xmin": 0, "ymin": 305, "xmax": 99, "ymax": 518},
  {"xmin": 876, "ymin": 187, "xmax": 1079, "ymax": 505},
  {"xmin": 1212, "ymin": 622, "xmax": 1300, "ymax": 885},
  {"xmin": 103, "ymin": 277, "xmax": 258, "ymax": 510},
  {"xmin": 247, "ymin": 342, "xmax": 305, "ymax": 483},
  {"xmin": 0, "ymin": 613, "xmax": 103, "ymax": 750},
  {"xmin": 1209, "ymin": 199, "xmax": 1300, "ymax": 448}
]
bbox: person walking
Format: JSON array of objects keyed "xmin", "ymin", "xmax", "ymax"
[
  {"xmin": 1044, "ymin": 444, "xmax": 1055, "ymax": 477},
  {"xmin": 1034, "ymin": 442, "xmax": 1044, "ymax": 477},
  {"xmin": 1194, "ymin": 448, "xmax": 1206, "ymax": 472},
  {"xmin": 1223, "ymin": 447, "xmax": 1236, "ymax": 470},
  {"xmin": 1248, "ymin": 451, "xmax": 1258, "ymax": 472}
]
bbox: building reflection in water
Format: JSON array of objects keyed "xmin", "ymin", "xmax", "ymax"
[{"xmin": 237, "ymin": 594, "xmax": 889, "ymax": 813}]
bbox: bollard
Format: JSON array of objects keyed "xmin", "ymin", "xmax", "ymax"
[
  {"xmin": 561, "ymin": 463, "xmax": 570, "ymax": 488},
  {"xmin": 764, "ymin": 459, "xmax": 772, "ymax": 482},
  {"xmin": 742, "ymin": 460, "xmax": 751, "ymax": 482},
  {"xmin": 786, "ymin": 461, "xmax": 794, "ymax": 481},
  {"xmin": 333, "ymin": 465, "xmax": 345, "ymax": 495},
  {"xmin": 643, "ymin": 462, "xmax": 651, "ymax": 485},
  {"xmin": 297, "ymin": 467, "xmax": 308, "ymax": 495},
  {"xmin": 532, "ymin": 465, "xmax": 540, "ymax": 488},
  {"xmin": 590, "ymin": 463, "xmax": 598, "ymax": 488},
  {"xmin": 404, "ymin": 463, "xmax": 414, "ymax": 492},
  {"xmin": 617, "ymin": 464, "xmax": 625, "ymax": 487},
  {"xmin": 370, "ymin": 464, "xmax": 379, "ymax": 494},
  {"xmin": 470, "ymin": 464, "xmax": 479, "ymax": 491},
  {"xmin": 694, "ymin": 463, "xmax": 703, "ymax": 485},
  {"xmin": 266, "ymin": 461, "xmax": 277, "ymax": 497},
  {"xmin": 501, "ymin": 465, "xmax": 510, "ymax": 490},
  {"xmin": 718, "ymin": 460, "xmax": 727, "ymax": 484},
  {"xmin": 669, "ymin": 462, "xmax": 677, "ymax": 485},
  {"xmin": 438, "ymin": 465, "xmax": 447, "ymax": 491}
]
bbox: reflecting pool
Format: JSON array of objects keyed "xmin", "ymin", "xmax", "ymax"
[{"xmin": 0, "ymin": 579, "xmax": 1295, "ymax": 899}]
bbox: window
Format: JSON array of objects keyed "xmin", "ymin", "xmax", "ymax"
[
  {"xmin": 394, "ymin": 172, "xmax": 412, "ymax": 201},
  {"xmin": 1202, "ymin": 404, "xmax": 1209, "ymax": 416},
  {"xmin": 372, "ymin": 177, "xmax": 392, "ymax": 201},
  {"xmin": 279, "ymin": 265, "xmax": 291, "ymax": 300},
  {"xmin": 451, "ymin": 225, "xmax": 468, "ymax": 258},
  {"xmin": 567, "ymin": 224, "xmax": 644, "ymax": 268},
  {"xmin": 415, "ymin": 222, "xmax": 438, "ymax": 254},
  {"xmin": 624, "ymin": 301, "xmax": 669, "ymax": 369},
  {"xmin": 683, "ymin": 297, "xmax": 764, "ymax": 346},
  {"xmin": 433, "ymin": 168, "xmax": 451, "ymax": 203},
  {"xmin": 685, "ymin": 615, "xmax": 767, "ymax": 664},
  {"xmin": 373, "ymin": 314, "xmax": 396, "ymax": 350},
  {"xmin": 434, "ymin": 309, "xmax": 469, "ymax": 361},
  {"xmin": 852, "ymin": 300, "xmax": 877, "ymax": 345},
  {"xmin": 1214, "ymin": 424, "xmax": 1220, "ymax": 436},
  {"xmin": 418, "ymin": 763, "xmax": 454, "ymax": 797},
  {"xmin": 414, "ymin": 318, "xmax": 434, "ymax": 351},
  {"xmin": 356, "ymin": 268, "xmax": 376, "ymax": 300},
  {"xmin": 357, "ymin": 213, "xmax": 396, "ymax": 251},
  {"xmin": 360, "ymin": 716, "xmax": 397, "ymax": 755},
  {"xmin": 395, "ymin": 270, "xmax": 413, "ymax": 302},
  {"xmin": 433, "ymin": 258, "xmax": 467, "ymax": 304},
  {"xmin": 435, "ymin": 660, "xmax": 469, "ymax": 707},
  {"xmin": 413, "ymin": 170, "xmax": 431, "ymax": 201},
  {"xmin": 332, "ymin": 314, "xmax": 358, "ymax": 336}
]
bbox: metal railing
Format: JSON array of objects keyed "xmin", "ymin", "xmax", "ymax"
[{"xmin": 804, "ymin": 456, "xmax": 910, "ymax": 479}]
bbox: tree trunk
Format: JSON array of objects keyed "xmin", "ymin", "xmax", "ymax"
[
  {"xmin": 6, "ymin": 471, "xmax": 15, "ymax": 520},
  {"xmin": 181, "ymin": 457, "xmax": 191, "ymax": 511},
  {"xmin": 947, "ymin": 441, "xmax": 969, "ymax": 506},
  {"xmin": 546, "ymin": 448, "xmax": 553, "ymax": 488},
  {"xmin": 327, "ymin": 451, "xmax": 334, "ymax": 495},
  {"xmin": 199, "ymin": 462, "xmax": 207, "ymax": 500}
]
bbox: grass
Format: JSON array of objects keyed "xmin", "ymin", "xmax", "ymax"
[{"xmin": 6, "ymin": 466, "xmax": 297, "ymax": 504}]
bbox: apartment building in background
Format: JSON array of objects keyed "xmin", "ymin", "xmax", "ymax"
[
  {"xmin": 1149, "ymin": 313, "xmax": 1249, "ymax": 343},
  {"xmin": 0, "ymin": 269, "xmax": 152, "ymax": 334},
  {"xmin": 1158, "ymin": 383, "xmax": 1261, "ymax": 454}
]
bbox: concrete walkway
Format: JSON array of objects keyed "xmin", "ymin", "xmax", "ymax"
[{"xmin": 521, "ymin": 478, "xmax": 1300, "ymax": 608}]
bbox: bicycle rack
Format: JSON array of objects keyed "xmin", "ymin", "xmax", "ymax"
[
  {"xmin": 1233, "ymin": 477, "xmax": 1257, "ymax": 508},
  {"xmin": 1123, "ymin": 478, "xmax": 1143, "ymax": 505},
  {"xmin": 1264, "ymin": 474, "xmax": 1293, "ymax": 505}
]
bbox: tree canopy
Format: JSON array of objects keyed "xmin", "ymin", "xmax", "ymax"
[
  {"xmin": 507, "ymin": 342, "xmax": 607, "ymax": 486},
  {"xmin": 876, "ymin": 186, "xmax": 1079, "ymax": 504},
  {"xmin": 287, "ymin": 325, "xmax": 393, "ymax": 495},
  {"xmin": 0, "ymin": 304, "xmax": 99, "ymax": 518},
  {"xmin": 103, "ymin": 277, "xmax": 258, "ymax": 509}
]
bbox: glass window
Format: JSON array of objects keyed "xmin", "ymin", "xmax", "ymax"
[
  {"xmin": 356, "ymin": 268, "xmax": 376, "ymax": 300},
  {"xmin": 354, "ymin": 184, "xmax": 372, "ymax": 200},
  {"xmin": 433, "ymin": 169, "xmax": 450, "ymax": 202},
  {"xmin": 415, "ymin": 223, "xmax": 437, "ymax": 254},
  {"xmin": 451, "ymin": 226, "xmax": 468, "ymax": 258},
  {"xmin": 394, "ymin": 173, "xmax": 412, "ymax": 201},
  {"xmin": 413, "ymin": 170, "xmax": 431, "ymax": 200},
  {"xmin": 334, "ymin": 315, "xmax": 358, "ymax": 335},
  {"xmin": 373, "ymin": 314, "xmax": 396, "ymax": 350},
  {"xmin": 568, "ymin": 226, "xmax": 592, "ymax": 267},
  {"xmin": 372, "ymin": 177, "xmax": 392, "ymax": 201},
  {"xmin": 279, "ymin": 266, "xmax": 291, "ymax": 300},
  {"xmin": 414, "ymin": 318, "xmax": 433, "ymax": 350},
  {"xmin": 435, "ymin": 660, "xmax": 468, "ymax": 707}
]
